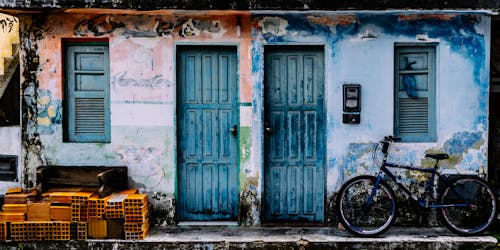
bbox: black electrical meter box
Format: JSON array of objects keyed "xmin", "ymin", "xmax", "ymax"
[{"xmin": 343, "ymin": 84, "xmax": 361, "ymax": 112}]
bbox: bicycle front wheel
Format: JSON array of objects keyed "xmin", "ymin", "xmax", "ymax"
[
  {"xmin": 335, "ymin": 176, "xmax": 397, "ymax": 237},
  {"xmin": 439, "ymin": 176, "xmax": 497, "ymax": 235}
]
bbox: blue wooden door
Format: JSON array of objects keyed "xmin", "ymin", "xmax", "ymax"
[
  {"xmin": 177, "ymin": 46, "xmax": 239, "ymax": 221},
  {"xmin": 264, "ymin": 47, "xmax": 325, "ymax": 222}
]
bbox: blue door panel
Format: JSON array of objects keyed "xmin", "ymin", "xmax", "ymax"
[
  {"xmin": 177, "ymin": 46, "xmax": 238, "ymax": 221},
  {"xmin": 264, "ymin": 47, "xmax": 325, "ymax": 222}
]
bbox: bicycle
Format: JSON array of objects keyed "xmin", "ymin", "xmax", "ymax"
[{"xmin": 335, "ymin": 136, "xmax": 497, "ymax": 237}]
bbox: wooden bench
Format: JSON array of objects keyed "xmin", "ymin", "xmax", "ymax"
[{"xmin": 36, "ymin": 166, "xmax": 128, "ymax": 197}]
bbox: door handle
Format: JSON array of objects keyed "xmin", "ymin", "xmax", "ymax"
[
  {"xmin": 264, "ymin": 122, "xmax": 272, "ymax": 134},
  {"xmin": 230, "ymin": 125, "xmax": 238, "ymax": 137}
]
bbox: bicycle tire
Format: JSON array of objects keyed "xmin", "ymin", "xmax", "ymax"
[
  {"xmin": 438, "ymin": 176, "xmax": 497, "ymax": 235},
  {"xmin": 335, "ymin": 175, "xmax": 397, "ymax": 237}
]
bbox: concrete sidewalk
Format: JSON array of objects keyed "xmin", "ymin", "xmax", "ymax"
[{"xmin": 0, "ymin": 226, "xmax": 497, "ymax": 249}]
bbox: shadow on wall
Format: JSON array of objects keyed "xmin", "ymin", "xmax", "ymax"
[{"xmin": 0, "ymin": 65, "xmax": 19, "ymax": 126}]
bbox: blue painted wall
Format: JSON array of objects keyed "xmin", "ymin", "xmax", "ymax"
[{"xmin": 251, "ymin": 12, "xmax": 490, "ymax": 194}]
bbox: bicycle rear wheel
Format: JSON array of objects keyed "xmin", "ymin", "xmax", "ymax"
[
  {"xmin": 439, "ymin": 176, "xmax": 497, "ymax": 235},
  {"xmin": 335, "ymin": 175, "xmax": 397, "ymax": 237}
]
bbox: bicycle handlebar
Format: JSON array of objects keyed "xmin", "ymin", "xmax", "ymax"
[
  {"xmin": 382, "ymin": 135, "xmax": 401, "ymax": 142},
  {"xmin": 381, "ymin": 136, "xmax": 400, "ymax": 155}
]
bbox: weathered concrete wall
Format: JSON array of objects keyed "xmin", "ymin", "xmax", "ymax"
[{"xmin": 17, "ymin": 10, "xmax": 490, "ymax": 226}]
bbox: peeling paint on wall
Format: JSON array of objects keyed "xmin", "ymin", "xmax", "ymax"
[
  {"xmin": 20, "ymin": 14, "xmax": 50, "ymax": 188},
  {"xmin": 256, "ymin": 16, "xmax": 288, "ymax": 36},
  {"xmin": 345, "ymin": 143, "xmax": 377, "ymax": 178},
  {"xmin": 148, "ymin": 192, "xmax": 176, "ymax": 226},
  {"xmin": 179, "ymin": 18, "xmax": 226, "ymax": 38},
  {"xmin": 74, "ymin": 15, "xmax": 125, "ymax": 36},
  {"xmin": 36, "ymin": 89, "xmax": 62, "ymax": 135},
  {"xmin": 239, "ymin": 175, "xmax": 260, "ymax": 226}
]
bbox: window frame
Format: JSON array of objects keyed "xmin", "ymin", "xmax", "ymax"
[
  {"xmin": 394, "ymin": 43, "xmax": 437, "ymax": 142},
  {"xmin": 63, "ymin": 41, "xmax": 111, "ymax": 143}
]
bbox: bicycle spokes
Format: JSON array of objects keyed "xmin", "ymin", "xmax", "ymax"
[
  {"xmin": 337, "ymin": 177, "xmax": 396, "ymax": 236},
  {"xmin": 439, "ymin": 178, "xmax": 496, "ymax": 235}
]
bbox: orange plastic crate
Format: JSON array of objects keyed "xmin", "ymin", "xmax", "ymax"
[
  {"xmin": 71, "ymin": 203, "xmax": 89, "ymax": 222},
  {"xmin": 4, "ymin": 193, "xmax": 29, "ymax": 204},
  {"xmin": 2, "ymin": 204, "xmax": 27, "ymax": 213},
  {"xmin": 124, "ymin": 220, "xmax": 149, "ymax": 232},
  {"xmin": 0, "ymin": 212, "xmax": 25, "ymax": 222},
  {"xmin": 106, "ymin": 194, "xmax": 127, "ymax": 219},
  {"xmin": 49, "ymin": 192, "xmax": 75, "ymax": 204},
  {"xmin": 51, "ymin": 206, "xmax": 71, "ymax": 221},
  {"xmin": 88, "ymin": 218, "xmax": 107, "ymax": 239},
  {"xmin": 24, "ymin": 221, "xmax": 52, "ymax": 241},
  {"xmin": 10, "ymin": 222, "xmax": 25, "ymax": 241},
  {"xmin": 71, "ymin": 203, "xmax": 80, "ymax": 223},
  {"xmin": 27, "ymin": 203, "xmax": 51, "ymax": 221},
  {"xmin": 125, "ymin": 204, "xmax": 148, "ymax": 217},
  {"xmin": 80, "ymin": 204, "xmax": 88, "ymax": 222},
  {"xmin": 88, "ymin": 195, "xmax": 108, "ymax": 218},
  {"xmin": 77, "ymin": 222, "xmax": 87, "ymax": 240},
  {"xmin": 124, "ymin": 194, "xmax": 148, "ymax": 207},
  {"xmin": 125, "ymin": 211, "xmax": 149, "ymax": 224},
  {"xmin": 71, "ymin": 192, "xmax": 93, "ymax": 205},
  {"xmin": 0, "ymin": 222, "xmax": 6, "ymax": 241},
  {"xmin": 124, "ymin": 226, "xmax": 149, "ymax": 240},
  {"xmin": 52, "ymin": 221, "xmax": 70, "ymax": 241}
]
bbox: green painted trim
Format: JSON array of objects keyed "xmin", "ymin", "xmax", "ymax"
[{"xmin": 239, "ymin": 102, "xmax": 252, "ymax": 106}]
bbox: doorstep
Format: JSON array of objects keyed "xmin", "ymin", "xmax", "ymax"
[{"xmin": 0, "ymin": 226, "xmax": 497, "ymax": 250}]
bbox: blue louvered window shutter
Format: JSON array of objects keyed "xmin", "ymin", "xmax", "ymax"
[
  {"xmin": 64, "ymin": 43, "xmax": 110, "ymax": 142},
  {"xmin": 394, "ymin": 45, "xmax": 436, "ymax": 142}
]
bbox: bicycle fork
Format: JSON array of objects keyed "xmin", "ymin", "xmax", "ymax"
[{"xmin": 366, "ymin": 173, "xmax": 384, "ymax": 206}]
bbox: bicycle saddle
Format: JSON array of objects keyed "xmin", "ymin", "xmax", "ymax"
[{"xmin": 424, "ymin": 153, "xmax": 449, "ymax": 160}]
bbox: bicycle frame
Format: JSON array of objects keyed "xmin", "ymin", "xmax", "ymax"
[{"xmin": 369, "ymin": 153, "xmax": 470, "ymax": 209}]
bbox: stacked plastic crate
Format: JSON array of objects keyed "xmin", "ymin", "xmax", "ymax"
[
  {"xmin": 0, "ymin": 221, "xmax": 6, "ymax": 241},
  {"xmin": 0, "ymin": 188, "xmax": 29, "ymax": 230},
  {"xmin": 0, "ymin": 188, "xmax": 150, "ymax": 241},
  {"xmin": 124, "ymin": 194, "xmax": 149, "ymax": 240},
  {"xmin": 47, "ymin": 191, "xmax": 75, "ymax": 240}
]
